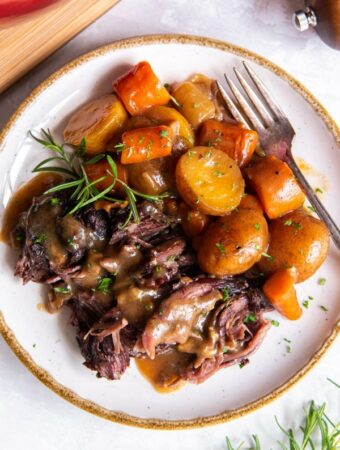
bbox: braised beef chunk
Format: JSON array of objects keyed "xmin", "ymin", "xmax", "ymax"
[
  {"xmin": 78, "ymin": 207, "xmax": 110, "ymax": 242},
  {"xmin": 109, "ymin": 201, "xmax": 171, "ymax": 245},
  {"xmin": 13, "ymin": 191, "xmax": 271, "ymax": 386},
  {"xmin": 77, "ymin": 307, "xmax": 137, "ymax": 379},
  {"xmin": 14, "ymin": 194, "xmax": 68, "ymax": 283},
  {"xmin": 181, "ymin": 289, "xmax": 270, "ymax": 384}
]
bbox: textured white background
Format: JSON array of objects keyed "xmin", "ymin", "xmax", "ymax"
[{"xmin": 0, "ymin": 0, "xmax": 339, "ymax": 449}]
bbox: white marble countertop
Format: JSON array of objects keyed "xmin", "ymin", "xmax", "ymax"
[{"xmin": 0, "ymin": 1, "xmax": 339, "ymax": 448}]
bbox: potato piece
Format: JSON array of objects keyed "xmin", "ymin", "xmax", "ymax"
[
  {"xmin": 239, "ymin": 194, "xmax": 263, "ymax": 214},
  {"xmin": 113, "ymin": 61, "xmax": 170, "ymax": 116},
  {"xmin": 64, "ymin": 94, "xmax": 127, "ymax": 154},
  {"xmin": 258, "ymin": 209, "xmax": 329, "ymax": 282},
  {"xmin": 197, "ymin": 119, "xmax": 258, "ymax": 166},
  {"xmin": 175, "ymin": 147, "xmax": 244, "ymax": 215},
  {"xmin": 172, "ymin": 82, "xmax": 215, "ymax": 129},
  {"xmin": 245, "ymin": 155, "xmax": 305, "ymax": 219},
  {"xmin": 179, "ymin": 202, "xmax": 210, "ymax": 238},
  {"xmin": 126, "ymin": 157, "xmax": 175, "ymax": 195},
  {"xmin": 263, "ymin": 268, "xmax": 302, "ymax": 320},
  {"xmin": 197, "ymin": 209, "xmax": 269, "ymax": 276},
  {"xmin": 144, "ymin": 105, "xmax": 195, "ymax": 147}
]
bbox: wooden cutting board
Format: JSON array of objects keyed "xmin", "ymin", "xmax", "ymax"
[{"xmin": 0, "ymin": 0, "xmax": 120, "ymax": 93}]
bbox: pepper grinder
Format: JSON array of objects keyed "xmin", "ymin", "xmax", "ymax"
[{"xmin": 293, "ymin": 0, "xmax": 340, "ymax": 50}]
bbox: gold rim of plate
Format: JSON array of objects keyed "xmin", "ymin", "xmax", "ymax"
[{"xmin": 0, "ymin": 34, "xmax": 339, "ymax": 430}]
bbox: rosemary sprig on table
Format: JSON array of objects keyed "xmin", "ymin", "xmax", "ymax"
[
  {"xmin": 225, "ymin": 379, "xmax": 340, "ymax": 449},
  {"xmin": 30, "ymin": 129, "xmax": 168, "ymax": 223}
]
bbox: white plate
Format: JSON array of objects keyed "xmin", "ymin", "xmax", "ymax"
[{"xmin": 0, "ymin": 35, "xmax": 339, "ymax": 429}]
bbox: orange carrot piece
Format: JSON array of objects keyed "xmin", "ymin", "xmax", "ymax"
[
  {"xmin": 239, "ymin": 194, "xmax": 264, "ymax": 214},
  {"xmin": 245, "ymin": 155, "xmax": 305, "ymax": 219},
  {"xmin": 121, "ymin": 125, "xmax": 173, "ymax": 164},
  {"xmin": 263, "ymin": 268, "xmax": 302, "ymax": 320},
  {"xmin": 197, "ymin": 119, "xmax": 258, "ymax": 167},
  {"xmin": 113, "ymin": 61, "xmax": 170, "ymax": 116},
  {"xmin": 85, "ymin": 158, "xmax": 127, "ymax": 195}
]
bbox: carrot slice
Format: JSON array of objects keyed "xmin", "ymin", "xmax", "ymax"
[
  {"xmin": 197, "ymin": 119, "xmax": 258, "ymax": 167},
  {"xmin": 245, "ymin": 155, "xmax": 305, "ymax": 219},
  {"xmin": 85, "ymin": 158, "xmax": 127, "ymax": 195},
  {"xmin": 263, "ymin": 268, "xmax": 302, "ymax": 320},
  {"xmin": 113, "ymin": 61, "xmax": 170, "ymax": 116},
  {"xmin": 121, "ymin": 125, "xmax": 173, "ymax": 164}
]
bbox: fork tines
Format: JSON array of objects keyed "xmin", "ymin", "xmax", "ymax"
[{"xmin": 217, "ymin": 61, "xmax": 286, "ymax": 131}]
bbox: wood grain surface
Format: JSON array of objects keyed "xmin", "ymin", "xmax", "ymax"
[{"xmin": 0, "ymin": 0, "xmax": 119, "ymax": 93}]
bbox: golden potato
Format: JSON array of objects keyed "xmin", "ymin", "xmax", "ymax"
[
  {"xmin": 172, "ymin": 82, "xmax": 215, "ymax": 129},
  {"xmin": 64, "ymin": 94, "xmax": 128, "ymax": 154},
  {"xmin": 144, "ymin": 105, "xmax": 195, "ymax": 148},
  {"xmin": 258, "ymin": 209, "xmax": 329, "ymax": 282},
  {"xmin": 126, "ymin": 156, "xmax": 175, "ymax": 195},
  {"xmin": 175, "ymin": 147, "xmax": 244, "ymax": 215},
  {"xmin": 197, "ymin": 209, "xmax": 269, "ymax": 276}
]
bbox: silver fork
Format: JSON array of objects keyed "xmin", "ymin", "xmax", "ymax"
[{"xmin": 216, "ymin": 61, "xmax": 340, "ymax": 250}]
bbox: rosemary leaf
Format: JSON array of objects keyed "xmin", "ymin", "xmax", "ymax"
[
  {"xmin": 33, "ymin": 166, "xmax": 77, "ymax": 177},
  {"xmin": 68, "ymin": 181, "xmax": 116, "ymax": 215},
  {"xmin": 84, "ymin": 154, "xmax": 106, "ymax": 165},
  {"xmin": 124, "ymin": 186, "xmax": 139, "ymax": 224},
  {"xmin": 106, "ymin": 155, "xmax": 118, "ymax": 178},
  {"xmin": 45, "ymin": 178, "xmax": 84, "ymax": 193}
]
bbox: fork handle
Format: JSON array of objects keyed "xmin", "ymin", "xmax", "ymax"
[{"xmin": 287, "ymin": 155, "xmax": 340, "ymax": 250}]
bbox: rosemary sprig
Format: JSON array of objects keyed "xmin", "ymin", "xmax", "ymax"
[
  {"xmin": 30, "ymin": 129, "xmax": 169, "ymax": 225},
  {"xmin": 225, "ymin": 400, "xmax": 340, "ymax": 449}
]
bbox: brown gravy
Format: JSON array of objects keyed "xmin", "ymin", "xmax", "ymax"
[
  {"xmin": 0, "ymin": 172, "xmax": 63, "ymax": 245},
  {"xmin": 136, "ymin": 348, "xmax": 193, "ymax": 393}
]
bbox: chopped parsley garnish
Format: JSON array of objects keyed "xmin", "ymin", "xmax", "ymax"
[
  {"xmin": 244, "ymin": 313, "xmax": 257, "ymax": 323},
  {"xmin": 284, "ymin": 219, "xmax": 302, "ymax": 231},
  {"xmin": 271, "ymin": 320, "xmax": 280, "ymax": 327},
  {"xmin": 215, "ymin": 242, "xmax": 225, "ymax": 254},
  {"xmin": 212, "ymin": 170, "xmax": 225, "ymax": 177},
  {"xmin": 302, "ymin": 300, "xmax": 310, "ymax": 309},
  {"xmin": 239, "ymin": 359, "xmax": 248, "ymax": 369},
  {"xmin": 34, "ymin": 233, "xmax": 47, "ymax": 244},
  {"xmin": 253, "ymin": 223, "xmax": 260, "ymax": 230},
  {"xmin": 283, "ymin": 338, "xmax": 291, "ymax": 344},
  {"xmin": 113, "ymin": 142, "xmax": 125, "ymax": 150},
  {"xmin": 318, "ymin": 277, "xmax": 326, "ymax": 286},
  {"xmin": 96, "ymin": 277, "xmax": 113, "ymax": 295},
  {"xmin": 223, "ymin": 346, "xmax": 229, "ymax": 353},
  {"xmin": 307, "ymin": 205, "xmax": 316, "ymax": 213},
  {"xmin": 319, "ymin": 305, "xmax": 328, "ymax": 312},
  {"xmin": 159, "ymin": 129, "xmax": 168, "ymax": 137},
  {"xmin": 53, "ymin": 286, "xmax": 71, "ymax": 294},
  {"xmin": 262, "ymin": 252, "xmax": 274, "ymax": 261},
  {"xmin": 315, "ymin": 187, "xmax": 323, "ymax": 194},
  {"xmin": 166, "ymin": 255, "xmax": 176, "ymax": 262},
  {"xmin": 188, "ymin": 150, "xmax": 196, "ymax": 159},
  {"xmin": 221, "ymin": 287, "xmax": 230, "ymax": 302},
  {"xmin": 50, "ymin": 197, "xmax": 59, "ymax": 206}
]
